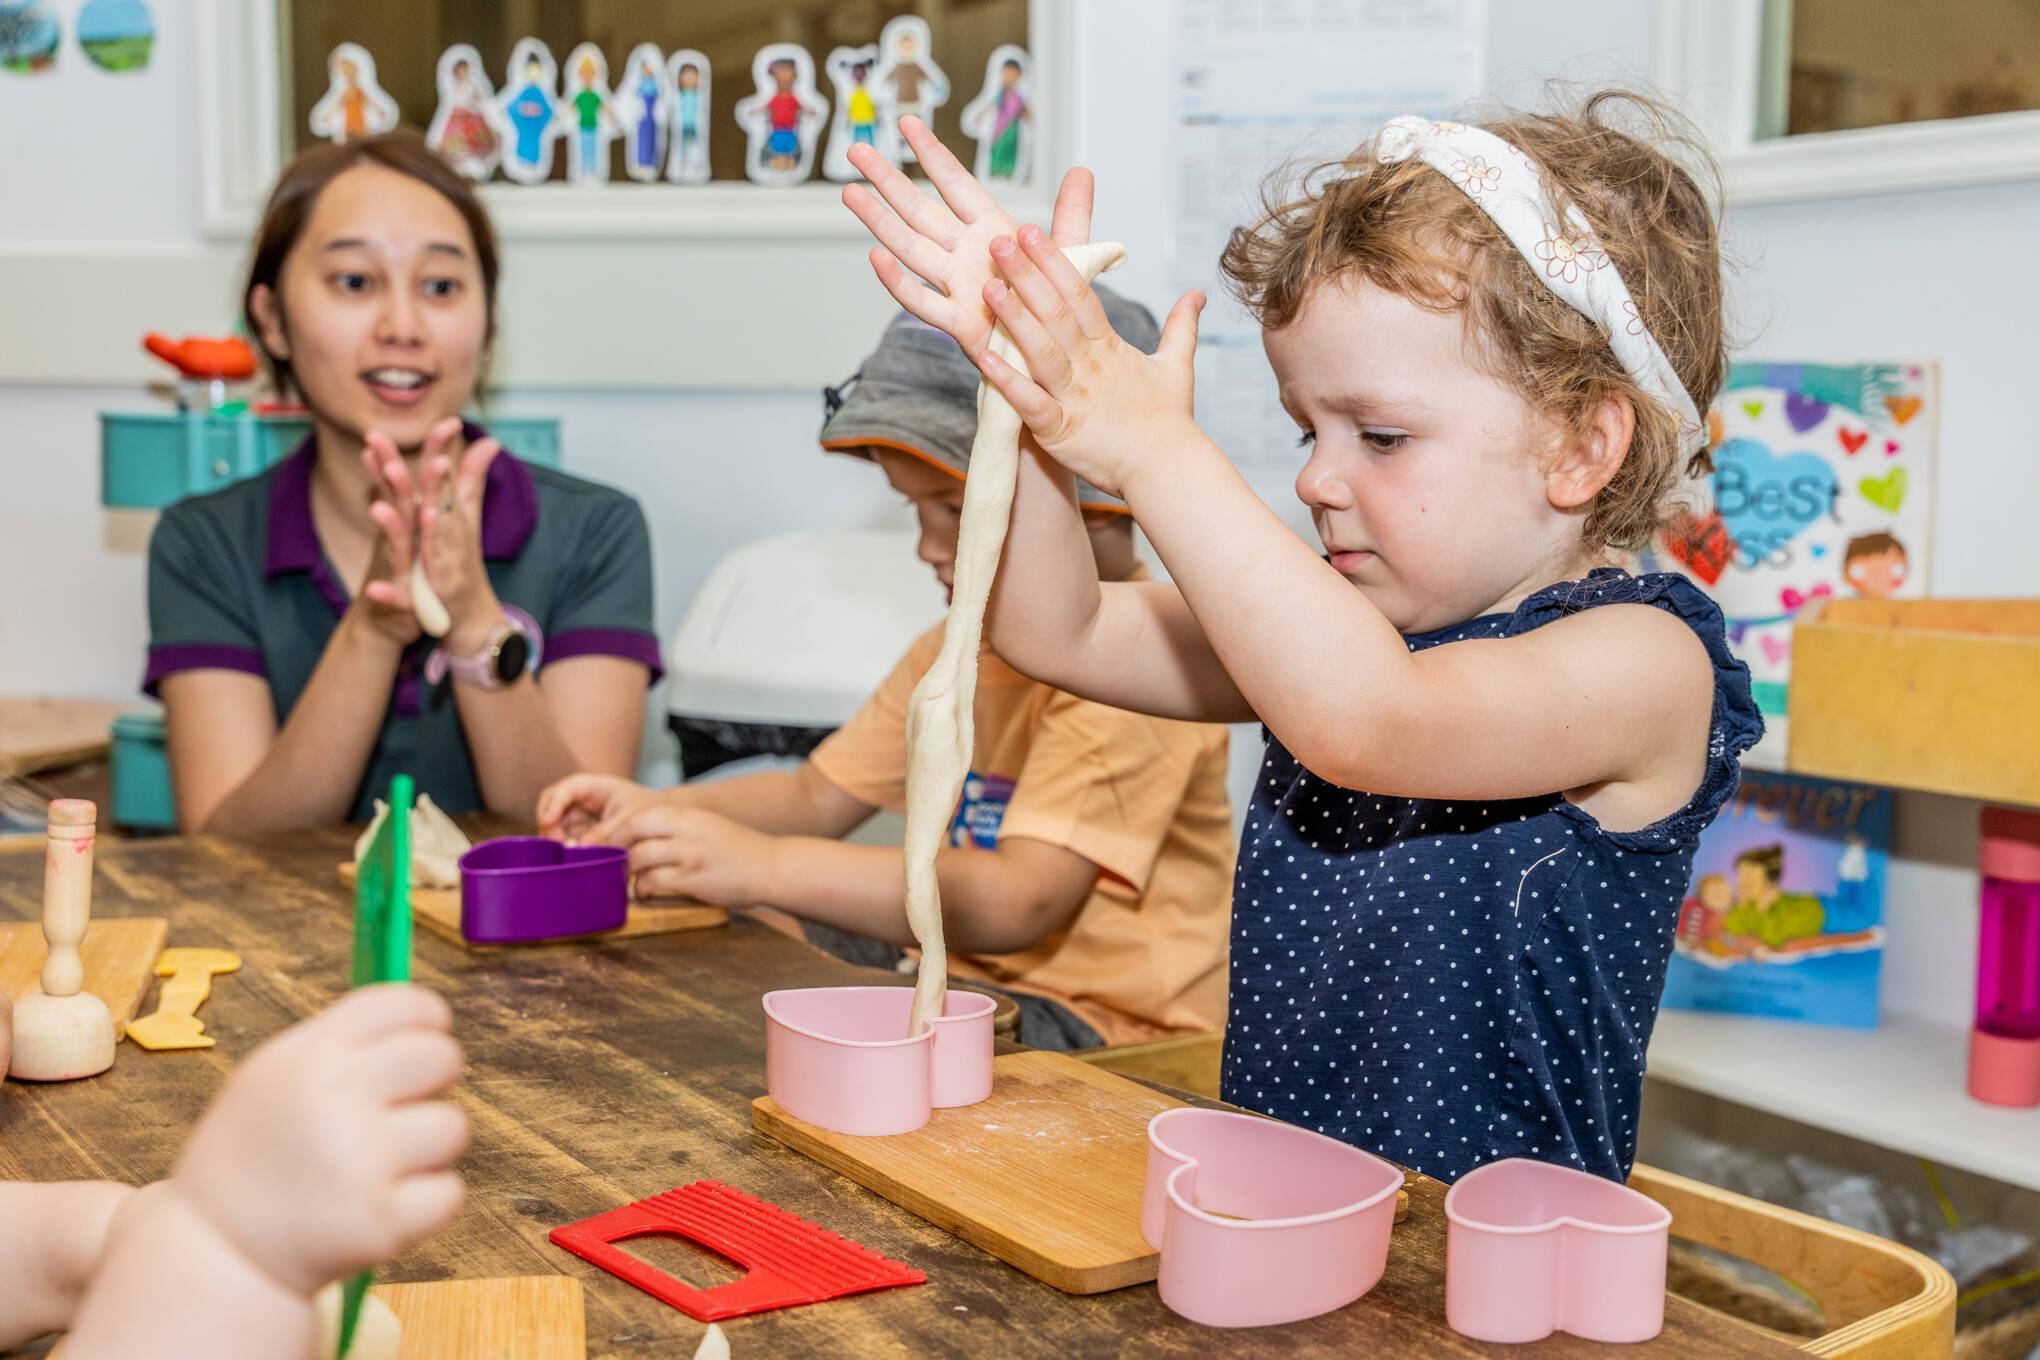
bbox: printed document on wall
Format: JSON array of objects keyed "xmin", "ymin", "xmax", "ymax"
[{"xmin": 1172, "ymin": 0, "xmax": 1485, "ymax": 476}]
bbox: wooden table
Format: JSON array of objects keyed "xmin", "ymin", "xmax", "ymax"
[{"xmin": 0, "ymin": 826, "xmax": 1797, "ymax": 1358}]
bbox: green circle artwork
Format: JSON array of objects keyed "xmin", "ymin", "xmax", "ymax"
[
  {"xmin": 79, "ymin": 0, "xmax": 154, "ymax": 72},
  {"xmin": 0, "ymin": 2, "xmax": 59, "ymax": 74}
]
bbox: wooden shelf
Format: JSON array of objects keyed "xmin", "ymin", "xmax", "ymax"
[
  {"xmin": 1647, "ymin": 1009, "xmax": 2040, "ymax": 1192},
  {"xmin": 1788, "ymin": 598, "xmax": 2040, "ymax": 807}
]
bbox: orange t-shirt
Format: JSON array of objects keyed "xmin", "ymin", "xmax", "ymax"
[{"xmin": 808, "ymin": 625, "xmax": 1234, "ymax": 1044}]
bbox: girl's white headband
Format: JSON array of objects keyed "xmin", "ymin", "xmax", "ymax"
[{"xmin": 1375, "ymin": 115, "xmax": 1706, "ymax": 458}]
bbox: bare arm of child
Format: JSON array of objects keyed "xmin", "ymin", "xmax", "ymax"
[
  {"xmin": 60, "ymin": 985, "xmax": 468, "ymax": 1358},
  {"xmin": 0, "ymin": 1181, "xmax": 135, "ymax": 1349},
  {"xmin": 974, "ymin": 227, "xmax": 1714, "ymax": 819},
  {"xmin": 995, "ymin": 431, "xmax": 1254, "ymax": 722},
  {"xmin": 603, "ymin": 803, "xmax": 1099, "ymax": 955},
  {"xmin": 845, "ymin": 120, "xmax": 1248, "ymax": 723},
  {"xmin": 538, "ymin": 763, "xmax": 874, "ymax": 845}
]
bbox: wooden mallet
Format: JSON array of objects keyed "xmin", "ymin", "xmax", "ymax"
[{"xmin": 7, "ymin": 799, "xmax": 117, "ymax": 1081}]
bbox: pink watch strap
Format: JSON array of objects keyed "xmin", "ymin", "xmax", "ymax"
[{"xmin": 424, "ymin": 605, "xmax": 543, "ymax": 688}]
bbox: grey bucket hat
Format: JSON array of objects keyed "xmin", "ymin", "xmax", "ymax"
[{"xmin": 818, "ymin": 282, "xmax": 1162, "ymax": 511}]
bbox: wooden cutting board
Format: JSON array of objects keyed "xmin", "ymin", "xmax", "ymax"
[
  {"xmin": 379, "ymin": 1276, "xmax": 585, "ymax": 1358},
  {"xmin": 756, "ymin": 1051, "xmax": 1411, "ymax": 1296},
  {"xmin": 0, "ymin": 697, "xmax": 127, "ymax": 777},
  {"xmin": 338, "ymin": 863, "xmax": 728, "ymax": 949},
  {"xmin": 0, "ymin": 916, "xmax": 168, "ymax": 1041},
  {"xmin": 754, "ymin": 1050, "xmax": 1186, "ymax": 1294},
  {"xmin": 408, "ymin": 884, "xmax": 728, "ymax": 949}
]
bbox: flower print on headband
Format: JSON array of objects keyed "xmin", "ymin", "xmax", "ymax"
[{"xmin": 1373, "ymin": 113, "xmax": 1705, "ymax": 457}]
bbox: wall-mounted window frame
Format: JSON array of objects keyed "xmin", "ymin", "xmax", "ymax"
[{"xmin": 1653, "ymin": 0, "xmax": 2040, "ymax": 204}]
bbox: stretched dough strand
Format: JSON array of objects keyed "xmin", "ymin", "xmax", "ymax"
[{"xmin": 901, "ymin": 241, "xmax": 1128, "ymax": 1036}]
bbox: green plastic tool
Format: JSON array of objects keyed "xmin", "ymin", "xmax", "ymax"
[{"xmin": 339, "ymin": 774, "xmax": 415, "ymax": 1357}]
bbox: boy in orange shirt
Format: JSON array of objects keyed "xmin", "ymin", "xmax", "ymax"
[{"xmin": 540, "ymin": 292, "xmax": 1234, "ymax": 1048}]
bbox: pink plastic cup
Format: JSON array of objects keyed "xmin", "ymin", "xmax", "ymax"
[
  {"xmin": 1445, "ymin": 1157, "xmax": 1672, "ymax": 1344},
  {"xmin": 762, "ymin": 986, "xmax": 995, "ymax": 1136},
  {"xmin": 1141, "ymin": 1108, "xmax": 1405, "ymax": 1328}
]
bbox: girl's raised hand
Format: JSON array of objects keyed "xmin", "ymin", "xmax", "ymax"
[
  {"xmin": 843, "ymin": 115, "xmax": 1094, "ymax": 359},
  {"xmin": 977, "ymin": 223, "xmax": 1207, "ymax": 499}
]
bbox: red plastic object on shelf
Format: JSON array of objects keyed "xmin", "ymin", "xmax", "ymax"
[
  {"xmin": 548, "ymin": 1181, "xmax": 926, "ymax": 1321},
  {"xmin": 142, "ymin": 333, "xmax": 259, "ymax": 381}
]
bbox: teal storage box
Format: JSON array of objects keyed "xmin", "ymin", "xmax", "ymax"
[
  {"xmin": 111, "ymin": 710, "xmax": 178, "ymax": 832},
  {"xmin": 101, "ymin": 413, "xmax": 563, "ymax": 510}
]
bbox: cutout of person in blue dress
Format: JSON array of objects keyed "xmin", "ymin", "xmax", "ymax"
[
  {"xmin": 495, "ymin": 38, "xmax": 562, "ymax": 185},
  {"xmin": 616, "ymin": 42, "xmax": 668, "ymax": 183}
]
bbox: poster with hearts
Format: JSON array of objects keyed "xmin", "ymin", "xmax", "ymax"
[{"xmin": 1653, "ymin": 361, "xmax": 1937, "ymax": 717}]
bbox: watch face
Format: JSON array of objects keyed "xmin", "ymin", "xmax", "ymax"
[{"xmin": 494, "ymin": 629, "xmax": 532, "ymax": 682}]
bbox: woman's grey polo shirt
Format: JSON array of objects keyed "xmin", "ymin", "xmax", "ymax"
[{"xmin": 145, "ymin": 428, "xmax": 661, "ymax": 821}]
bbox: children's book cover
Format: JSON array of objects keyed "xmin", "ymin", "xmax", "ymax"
[
  {"xmin": 1662, "ymin": 772, "xmax": 1890, "ymax": 1029},
  {"xmin": 1653, "ymin": 361, "xmax": 1937, "ymax": 718}
]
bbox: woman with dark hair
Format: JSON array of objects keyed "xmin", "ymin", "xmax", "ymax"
[{"xmin": 147, "ymin": 129, "xmax": 659, "ymax": 833}]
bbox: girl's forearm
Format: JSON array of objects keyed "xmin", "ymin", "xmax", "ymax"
[
  {"xmin": 205, "ymin": 609, "xmax": 405, "ymax": 833},
  {"xmin": 985, "ymin": 441, "xmax": 1105, "ymax": 683},
  {"xmin": 989, "ymin": 442, "xmax": 1246, "ymax": 720},
  {"xmin": 1121, "ymin": 432, "xmax": 1414, "ymax": 752}
]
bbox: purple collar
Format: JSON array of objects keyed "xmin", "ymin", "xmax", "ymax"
[{"xmin": 263, "ymin": 421, "xmax": 540, "ymax": 582}]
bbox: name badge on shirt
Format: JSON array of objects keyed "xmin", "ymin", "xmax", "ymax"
[{"xmin": 949, "ymin": 771, "xmax": 1014, "ymax": 850}]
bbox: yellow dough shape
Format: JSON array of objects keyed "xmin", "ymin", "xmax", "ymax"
[{"xmin": 127, "ymin": 948, "xmax": 242, "ymax": 1052}]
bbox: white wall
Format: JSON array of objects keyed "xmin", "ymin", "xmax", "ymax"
[
  {"xmin": 1, "ymin": 1, "xmax": 2033, "ymax": 1027},
  {"xmin": 0, "ymin": 0, "xmax": 197, "ymax": 249}
]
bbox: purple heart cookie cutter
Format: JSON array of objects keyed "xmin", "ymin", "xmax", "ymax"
[{"xmin": 458, "ymin": 837, "xmax": 630, "ymax": 944}]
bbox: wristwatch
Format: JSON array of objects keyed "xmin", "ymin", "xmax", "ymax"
[{"xmin": 426, "ymin": 606, "xmax": 542, "ymax": 690}]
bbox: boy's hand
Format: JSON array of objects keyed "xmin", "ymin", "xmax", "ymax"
[
  {"xmin": 977, "ymin": 224, "xmax": 1208, "ymax": 499},
  {"xmin": 843, "ymin": 115, "xmax": 1095, "ymax": 360},
  {"xmin": 603, "ymin": 805, "xmax": 776, "ymax": 909},
  {"xmin": 166, "ymin": 985, "xmax": 467, "ymax": 1296},
  {"xmin": 537, "ymin": 772, "xmax": 656, "ymax": 842}
]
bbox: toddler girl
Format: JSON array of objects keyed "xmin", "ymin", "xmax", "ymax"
[{"xmin": 844, "ymin": 98, "xmax": 1760, "ymax": 1182}]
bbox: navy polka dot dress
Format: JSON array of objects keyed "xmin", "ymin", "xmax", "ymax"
[{"xmin": 1223, "ymin": 570, "xmax": 1762, "ymax": 1184}]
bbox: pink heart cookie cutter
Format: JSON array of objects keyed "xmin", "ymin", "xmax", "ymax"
[
  {"xmin": 762, "ymin": 986, "xmax": 995, "ymax": 1136},
  {"xmin": 1445, "ymin": 1157, "xmax": 1672, "ymax": 1344},
  {"xmin": 1140, "ymin": 1108, "xmax": 1404, "ymax": 1327}
]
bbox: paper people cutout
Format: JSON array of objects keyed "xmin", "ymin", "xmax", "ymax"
[
  {"xmin": 426, "ymin": 44, "xmax": 500, "ymax": 181},
  {"xmin": 735, "ymin": 43, "xmax": 827, "ymax": 186},
  {"xmin": 874, "ymin": 16, "xmax": 947, "ymax": 163},
  {"xmin": 664, "ymin": 49, "xmax": 711, "ymax": 183},
  {"xmin": 309, "ymin": 43, "xmax": 398, "ymax": 144},
  {"xmin": 615, "ymin": 42, "xmax": 668, "ymax": 183},
  {"xmin": 562, "ymin": 42, "xmax": 618, "ymax": 186},
  {"xmin": 960, "ymin": 45, "xmax": 1032, "ymax": 184},
  {"xmin": 496, "ymin": 38, "xmax": 562, "ymax": 184},
  {"xmin": 821, "ymin": 44, "xmax": 880, "ymax": 182}
]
